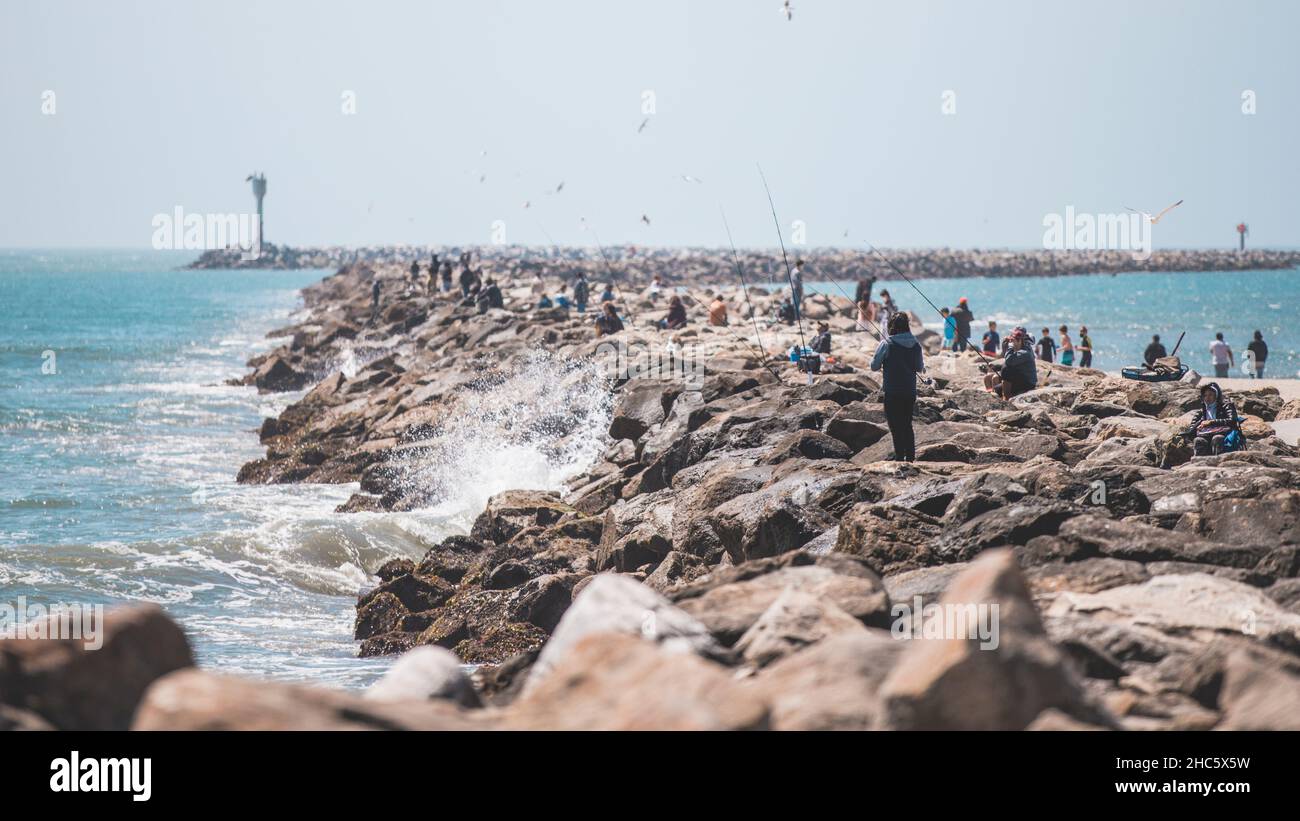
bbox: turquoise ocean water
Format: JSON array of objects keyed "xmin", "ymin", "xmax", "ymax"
[{"xmin": 2, "ymin": 251, "xmax": 1297, "ymax": 687}]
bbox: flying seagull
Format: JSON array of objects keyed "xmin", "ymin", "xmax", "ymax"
[
  {"xmin": 637, "ymin": 118, "xmax": 649, "ymax": 133},
  {"xmin": 680, "ymin": 175, "xmax": 704, "ymax": 184},
  {"xmin": 641, "ymin": 214, "xmax": 651, "ymax": 225},
  {"xmin": 780, "ymin": 1, "xmax": 794, "ymax": 21},
  {"xmin": 1125, "ymin": 199, "xmax": 1184, "ymax": 225},
  {"xmin": 522, "ymin": 201, "xmax": 531, "ymax": 209},
  {"xmin": 553, "ymin": 181, "xmax": 565, "ymax": 194}
]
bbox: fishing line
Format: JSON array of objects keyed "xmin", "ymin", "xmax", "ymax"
[
  {"xmin": 720, "ymin": 206, "xmax": 772, "ymax": 367},
  {"xmin": 862, "ymin": 241, "xmax": 997, "ymax": 369},
  {"xmin": 586, "ymin": 224, "xmax": 638, "ymax": 324},
  {"xmin": 756, "ymin": 165, "xmax": 809, "ymax": 360},
  {"xmin": 674, "ymin": 287, "xmax": 789, "ymax": 386}
]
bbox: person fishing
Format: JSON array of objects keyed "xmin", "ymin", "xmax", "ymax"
[
  {"xmin": 857, "ymin": 298, "xmax": 876, "ymax": 334},
  {"xmin": 475, "ymin": 277, "xmax": 503, "ymax": 313},
  {"xmin": 573, "ymin": 273, "xmax": 590, "ymax": 314},
  {"xmin": 595, "ymin": 301, "xmax": 624, "ymax": 336},
  {"xmin": 878, "ymin": 289, "xmax": 898, "ymax": 329},
  {"xmin": 952, "ymin": 297, "xmax": 973, "ymax": 352},
  {"xmin": 811, "ymin": 321, "xmax": 832, "ymax": 355},
  {"xmin": 982, "ymin": 320, "xmax": 1000, "ymax": 354},
  {"xmin": 790, "ymin": 259, "xmax": 806, "ymax": 317},
  {"xmin": 1144, "ymin": 334, "xmax": 1167, "ymax": 366},
  {"xmin": 776, "ymin": 293, "xmax": 797, "ymax": 325},
  {"xmin": 708, "ymin": 295, "xmax": 729, "ymax": 327},
  {"xmin": 1058, "ymin": 325, "xmax": 1074, "ymax": 367},
  {"xmin": 1078, "ymin": 325, "xmax": 1093, "ymax": 368},
  {"xmin": 854, "ymin": 276, "xmax": 875, "ymax": 310},
  {"xmin": 440, "ymin": 261, "xmax": 453, "ymax": 293},
  {"xmin": 1247, "ymin": 330, "xmax": 1267, "ymax": 378},
  {"xmin": 370, "ymin": 277, "xmax": 381, "ymax": 325},
  {"xmin": 870, "ymin": 313, "xmax": 925, "ymax": 462},
  {"xmin": 1209, "ymin": 332, "xmax": 1234, "ymax": 378},
  {"xmin": 1036, "ymin": 327, "xmax": 1057, "ymax": 363},
  {"xmin": 1185, "ymin": 382, "xmax": 1243, "ymax": 456},
  {"xmin": 600, "ymin": 283, "xmax": 616, "ymax": 303},
  {"xmin": 940, "ymin": 307, "xmax": 955, "ymax": 350},
  {"xmin": 983, "ymin": 326, "xmax": 1037, "ymax": 399},
  {"xmin": 459, "ymin": 260, "xmax": 478, "ymax": 297},
  {"xmin": 658, "ymin": 295, "xmax": 688, "ymax": 329}
]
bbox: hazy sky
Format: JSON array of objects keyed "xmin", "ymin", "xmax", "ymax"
[{"xmin": 2, "ymin": 0, "xmax": 1296, "ymax": 250}]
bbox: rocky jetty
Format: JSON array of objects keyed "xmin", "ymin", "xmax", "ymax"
[
  {"xmin": 10, "ymin": 258, "xmax": 1300, "ymax": 731},
  {"xmin": 190, "ymin": 242, "xmax": 1300, "ymax": 284}
]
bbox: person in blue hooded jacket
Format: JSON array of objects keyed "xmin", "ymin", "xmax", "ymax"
[{"xmin": 871, "ymin": 312, "xmax": 926, "ymax": 461}]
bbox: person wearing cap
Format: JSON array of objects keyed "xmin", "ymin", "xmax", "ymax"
[
  {"xmin": 952, "ymin": 297, "xmax": 974, "ymax": 352},
  {"xmin": 983, "ymin": 326, "xmax": 1037, "ymax": 399}
]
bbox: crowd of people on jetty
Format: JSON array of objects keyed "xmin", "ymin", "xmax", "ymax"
[{"xmin": 375, "ymin": 252, "xmax": 1264, "ymax": 463}]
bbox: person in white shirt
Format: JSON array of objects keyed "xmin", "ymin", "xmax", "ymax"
[{"xmin": 1209, "ymin": 332, "xmax": 1234, "ymax": 378}]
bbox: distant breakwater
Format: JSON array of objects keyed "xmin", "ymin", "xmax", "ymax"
[{"xmin": 189, "ymin": 244, "xmax": 1300, "ymax": 285}]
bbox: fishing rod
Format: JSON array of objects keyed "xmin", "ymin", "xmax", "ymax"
[
  {"xmin": 862, "ymin": 242, "xmax": 999, "ymax": 369},
  {"xmin": 586, "ymin": 224, "xmax": 638, "ymax": 324},
  {"xmin": 720, "ymin": 206, "xmax": 773, "ymax": 368},
  {"xmin": 673, "ymin": 288, "xmax": 789, "ymax": 386},
  {"xmin": 1169, "ymin": 331, "xmax": 1186, "ymax": 358},
  {"xmin": 756, "ymin": 166, "xmax": 811, "ymax": 371}
]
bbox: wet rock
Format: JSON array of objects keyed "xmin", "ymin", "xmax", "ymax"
[
  {"xmin": 253, "ymin": 354, "xmax": 309, "ymax": 393},
  {"xmin": 470, "ymin": 490, "xmax": 576, "ymax": 544}
]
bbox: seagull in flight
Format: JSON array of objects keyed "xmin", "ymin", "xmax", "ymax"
[
  {"xmin": 680, "ymin": 175, "xmax": 704, "ymax": 184},
  {"xmin": 637, "ymin": 118, "xmax": 649, "ymax": 133},
  {"xmin": 780, "ymin": 1, "xmax": 794, "ymax": 21},
  {"xmin": 1125, "ymin": 199, "xmax": 1184, "ymax": 225},
  {"xmin": 641, "ymin": 214, "xmax": 651, "ymax": 225},
  {"xmin": 553, "ymin": 181, "xmax": 565, "ymax": 194}
]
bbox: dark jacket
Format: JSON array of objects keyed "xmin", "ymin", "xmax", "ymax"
[
  {"xmin": 870, "ymin": 332, "xmax": 925, "ymax": 396},
  {"xmin": 1002, "ymin": 348, "xmax": 1038, "ymax": 389},
  {"xmin": 1144, "ymin": 342, "xmax": 1167, "ymax": 366},
  {"xmin": 596, "ymin": 312, "xmax": 624, "ymax": 335},
  {"xmin": 1248, "ymin": 339, "xmax": 1268, "ymax": 363},
  {"xmin": 1186, "ymin": 382, "xmax": 1240, "ymax": 438},
  {"xmin": 811, "ymin": 330, "xmax": 832, "ymax": 355},
  {"xmin": 573, "ymin": 278, "xmax": 590, "ymax": 306},
  {"xmin": 665, "ymin": 302, "xmax": 687, "ymax": 329},
  {"xmin": 953, "ymin": 306, "xmax": 974, "ymax": 339}
]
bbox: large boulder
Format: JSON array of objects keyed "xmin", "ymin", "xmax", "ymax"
[
  {"xmin": 671, "ymin": 558, "xmax": 890, "ymax": 646},
  {"xmin": 0, "ymin": 604, "xmax": 193, "ymax": 730},
  {"xmin": 733, "ymin": 589, "xmax": 869, "ymax": 668},
  {"xmin": 502, "ymin": 633, "xmax": 768, "ymax": 730},
  {"xmin": 469, "ymin": 490, "xmax": 577, "ymax": 544},
  {"xmin": 133, "ymin": 669, "xmax": 478, "ymax": 730},
  {"xmin": 878, "ymin": 549, "xmax": 1112, "ymax": 730},
  {"xmin": 364, "ymin": 646, "xmax": 480, "ymax": 707},
  {"xmin": 523, "ymin": 574, "xmax": 721, "ymax": 693},
  {"xmin": 745, "ymin": 630, "xmax": 905, "ymax": 730}
]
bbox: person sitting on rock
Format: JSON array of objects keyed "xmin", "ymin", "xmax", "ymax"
[
  {"xmin": 870, "ymin": 312, "xmax": 925, "ymax": 462},
  {"xmin": 596, "ymin": 301, "xmax": 624, "ymax": 336},
  {"xmin": 983, "ymin": 326, "xmax": 1037, "ymax": 399},
  {"xmin": 1186, "ymin": 382, "xmax": 1243, "ymax": 456},
  {"xmin": 600, "ymin": 283, "xmax": 616, "ymax": 303},
  {"xmin": 708, "ymin": 295, "xmax": 728, "ymax": 327},
  {"xmin": 658, "ymin": 295, "xmax": 687, "ymax": 330},
  {"xmin": 776, "ymin": 294, "xmax": 797, "ymax": 325},
  {"xmin": 475, "ymin": 278, "xmax": 503, "ymax": 313},
  {"xmin": 537, "ymin": 293, "xmax": 553, "ymax": 309},
  {"xmin": 811, "ymin": 321, "xmax": 832, "ymax": 354},
  {"xmin": 1144, "ymin": 334, "xmax": 1167, "ymax": 367}
]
